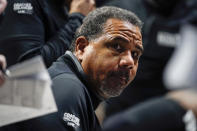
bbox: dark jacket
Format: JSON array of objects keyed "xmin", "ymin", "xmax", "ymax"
[
  {"xmin": 103, "ymin": 97, "xmax": 187, "ymax": 131},
  {"xmin": 0, "ymin": 0, "xmax": 84, "ymax": 67},
  {"xmin": 0, "ymin": 51, "xmax": 101, "ymax": 131},
  {"xmin": 48, "ymin": 51, "xmax": 101, "ymax": 131}
]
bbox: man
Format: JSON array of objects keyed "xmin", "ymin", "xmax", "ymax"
[
  {"xmin": 49, "ymin": 6, "xmax": 197, "ymax": 131},
  {"xmin": 0, "ymin": 0, "xmax": 95, "ymax": 67},
  {"xmin": 0, "ymin": 6, "xmax": 143, "ymax": 131},
  {"xmin": 48, "ymin": 6, "xmax": 143, "ymax": 130}
]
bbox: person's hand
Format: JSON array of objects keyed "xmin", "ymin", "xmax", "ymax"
[
  {"xmin": 69, "ymin": 0, "xmax": 95, "ymax": 16},
  {"xmin": 0, "ymin": 55, "xmax": 6, "ymax": 86},
  {"xmin": 167, "ymin": 89, "xmax": 197, "ymax": 117},
  {"xmin": 0, "ymin": 0, "xmax": 7, "ymax": 14}
]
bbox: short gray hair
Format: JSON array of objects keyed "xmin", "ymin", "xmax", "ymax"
[{"xmin": 70, "ymin": 6, "xmax": 143, "ymax": 51}]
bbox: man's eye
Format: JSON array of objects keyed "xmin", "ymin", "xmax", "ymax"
[
  {"xmin": 132, "ymin": 52, "xmax": 140, "ymax": 59},
  {"xmin": 111, "ymin": 43, "xmax": 123, "ymax": 52}
]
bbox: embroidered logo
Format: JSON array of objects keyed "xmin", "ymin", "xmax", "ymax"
[
  {"xmin": 157, "ymin": 31, "xmax": 180, "ymax": 47},
  {"xmin": 13, "ymin": 3, "xmax": 33, "ymax": 14},
  {"xmin": 63, "ymin": 113, "xmax": 80, "ymax": 128}
]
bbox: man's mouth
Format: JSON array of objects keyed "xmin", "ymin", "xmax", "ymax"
[{"xmin": 109, "ymin": 70, "xmax": 130, "ymax": 86}]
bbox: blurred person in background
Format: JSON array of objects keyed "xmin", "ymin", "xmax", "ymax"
[
  {"xmin": 103, "ymin": 0, "xmax": 197, "ymax": 118},
  {"xmin": 0, "ymin": 0, "xmax": 6, "ymax": 14},
  {"xmin": 0, "ymin": 54, "xmax": 6, "ymax": 86},
  {"xmin": 0, "ymin": 0, "xmax": 95, "ymax": 67}
]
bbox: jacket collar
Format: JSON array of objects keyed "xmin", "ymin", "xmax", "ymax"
[{"xmin": 62, "ymin": 51, "xmax": 102, "ymax": 110}]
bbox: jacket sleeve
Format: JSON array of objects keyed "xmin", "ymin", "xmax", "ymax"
[
  {"xmin": 102, "ymin": 97, "xmax": 186, "ymax": 131},
  {"xmin": 18, "ymin": 12, "xmax": 84, "ymax": 67},
  {"xmin": 49, "ymin": 73, "xmax": 91, "ymax": 131}
]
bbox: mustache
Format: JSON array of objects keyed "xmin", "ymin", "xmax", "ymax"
[{"xmin": 108, "ymin": 69, "xmax": 130, "ymax": 83}]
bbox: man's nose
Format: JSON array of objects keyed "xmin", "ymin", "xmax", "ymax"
[{"xmin": 119, "ymin": 51, "xmax": 134, "ymax": 69}]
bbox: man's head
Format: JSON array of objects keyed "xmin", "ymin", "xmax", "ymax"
[{"xmin": 72, "ymin": 6, "xmax": 143, "ymax": 99}]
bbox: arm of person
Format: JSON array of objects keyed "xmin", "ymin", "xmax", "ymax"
[
  {"xmin": 48, "ymin": 73, "xmax": 94, "ymax": 131},
  {"xmin": 19, "ymin": 0, "xmax": 95, "ymax": 67},
  {"xmin": 103, "ymin": 96, "xmax": 187, "ymax": 131},
  {"xmin": 18, "ymin": 11, "xmax": 85, "ymax": 67}
]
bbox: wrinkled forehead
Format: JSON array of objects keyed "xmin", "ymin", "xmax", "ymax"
[{"xmin": 103, "ymin": 18, "xmax": 142, "ymax": 43}]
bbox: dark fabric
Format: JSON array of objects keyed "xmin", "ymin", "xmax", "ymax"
[
  {"xmin": 0, "ymin": 0, "xmax": 84, "ymax": 67},
  {"xmin": 0, "ymin": 51, "xmax": 101, "ymax": 131},
  {"xmin": 104, "ymin": 0, "xmax": 197, "ymax": 117},
  {"xmin": 103, "ymin": 97, "xmax": 186, "ymax": 131}
]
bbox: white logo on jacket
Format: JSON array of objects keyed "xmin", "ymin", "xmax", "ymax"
[
  {"xmin": 63, "ymin": 113, "xmax": 80, "ymax": 128},
  {"xmin": 157, "ymin": 31, "xmax": 180, "ymax": 47},
  {"xmin": 13, "ymin": 3, "xmax": 33, "ymax": 14}
]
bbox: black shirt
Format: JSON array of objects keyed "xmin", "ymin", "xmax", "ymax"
[
  {"xmin": 48, "ymin": 51, "xmax": 102, "ymax": 131},
  {"xmin": 0, "ymin": 0, "xmax": 84, "ymax": 67}
]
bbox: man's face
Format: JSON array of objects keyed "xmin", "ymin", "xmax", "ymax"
[{"xmin": 75, "ymin": 18, "xmax": 143, "ymax": 99}]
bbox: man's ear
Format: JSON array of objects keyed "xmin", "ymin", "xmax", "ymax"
[{"xmin": 75, "ymin": 36, "xmax": 89, "ymax": 62}]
